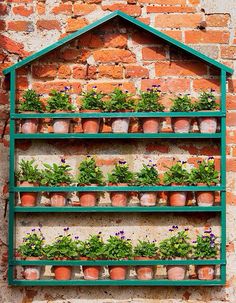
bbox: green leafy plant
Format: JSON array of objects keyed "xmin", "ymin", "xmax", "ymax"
[
  {"xmin": 170, "ymin": 95, "xmax": 194, "ymax": 112},
  {"xmin": 137, "ymin": 87, "xmax": 164, "ymax": 112},
  {"xmin": 80, "ymin": 89, "xmax": 104, "ymax": 110},
  {"xmin": 18, "ymin": 229, "xmax": 45, "ymax": 258},
  {"xmin": 135, "ymin": 162, "xmax": 160, "ymax": 186},
  {"xmin": 189, "ymin": 157, "xmax": 219, "ymax": 186},
  {"xmin": 163, "ymin": 161, "xmax": 190, "ymax": 185},
  {"xmin": 18, "ymin": 89, "xmax": 43, "ymax": 112},
  {"xmin": 194, "ymin": 90, "xmax": 219, "ymax": 111},
  {"xmin": 108, "ymin": 161, "xmax": 134, "ymax": 184},
  {"xmin": 158, "ymin": 227, "xmax": 192, "ymax": 259},
  {"xmin": 16, "ymin": 159, "xmax": 42, "ymax": 183},
  {"xmin": 103, "ymin": 88, "xmax": 135, "ymax": 112},
  {"xmin": 41, "ymin": 162, "xmax": 73, "ymax": 186},
  {"xmin": 134, "ymin": 240, "xmax": 158, "ymax": 258},
  {"xmin": 193, "ymin": 229, "xmax": 219, "ymax": 259},
  {"xmin": 43, "ymin": 228, "xmax": 78, "ymax": 259},
  {"xmin": 77, "ymin": 156, "xmax": 105, "ymax": 185},
  {"xmin": 46, "ymin": 89, "xmax": 75, "ymax": 112},
  {"xmin": 103, "ymin": 231, "xmax": 133, "ymax": 260},
  {"xmin": 77, "ymin": 234, "xmax": 104, "ymax": 259}
]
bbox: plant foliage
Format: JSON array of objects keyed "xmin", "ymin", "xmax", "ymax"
[
  {"xmin": 16, "ymin": 159, "xmax": 42, "ymax": 183},
  {"xmin": 18, "ymin": 229, "xmax": 45, "ymax": 258},
  {"xmin": 108, "ymin": 161, "xmax": 134, "ymax": 184},
  {"xmin": 170, "ymin": 95, "xmax": 194, "ymax": 112},
  {"xmin": 103, "ymin": 232, "xmax": 133, "ymax": 260},
  {"xmin": 193, "ymin": 230, "xmax": 219, "ymax": 259},
  {"xmin": 41, "ymin": 163, "xmax": 73, "ymax": 186},
  {"xmin": 77, "ymin": 156, "xmax": 104, "ymax": 185},
  {"xmin": 134, "ymin": 240, "xmax": 158, "ymax": 258},
  {"xmin": 135, "ymin": 162, "xmax": 160, "ymax": 186},
  {"xmin": 137, "ymin": 87, "xmax": 164, "ymax": 112},
  {"xmin": 189, "ymin": 158, "xmax": 219, "ymax": 186},
  {"xmin": 163, "ymin": 161, "xmax": 190, "ymax": 185},
  {"xmin": 103, "ymin": 88, "xmax": 135, "ymax": 112},
  {"xmin": 77, "ymin": 234, "xmax": 104, "ymax": 259},
  {"xmin": 18, "ymin": 89, "xmax": 43, "ymax": 112},
  {"xmin": 46, "ymin": 90, "xmax": 75, "ymax": 112},
  {"xmin": 80, "ymin": 89, "xmax": 104, "ymax": 110},
  {"xmin": 194, "ymin": 90, "xmax": 219, "ymax": 111}
]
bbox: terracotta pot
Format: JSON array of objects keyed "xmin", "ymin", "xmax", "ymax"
[
  {"xmin": 81, "ymin": 109, "xmax": 101, "ymax": 133},
  {"xmin": 23, "ymin": 257, "xmax": 41, "ymax": 280},
  {"xmin": 109, "ymin": 266, "xmax": 127, "ymax": 280},
  {"xmin": 142, "ymin": 117, "xmax": 160, "ymax": 133},
  {"xmin": 111, "ymin": 118, "xmax": 130, "ymax": 133},
  {"xmin": 196, "ymin": 183, "xmax": 215, "ymax": 207},
  {"xmin": 166, "ymin": 265, "xmax": 186, "ymax": 280},
  {"xmin": 21, "ymin": 118, "xmax": 39, "ymax": 134},
  {"xmin": 171, "ymin": 117, "xmax": 191, "ymax": 133},
  {"xmin": 139, "ymin": 192, "xmax": 157, "ymax": 207},
  {"xmin": 135, "ymin": 256, "xmax": 154, "ymax": 280},
  {"xmin": 80, "ymin": 257, "xmax": 100, "ymax": 280},
  {"xmin": 52, "ymin": 119, "xmax": 70, "ymax": 133},
  {"xmin": 198, "ymin": 117, "xmax": 217, "ymax": 133},
  {"xmin": 20, "ymin": 181, "xmax": 38, "ymax": 207},
  {"xmin": 54, "ymin": 266, "xmax": 72, "ymax": 280},
  {"xmin": 169, "ymin": 185, "xmax": 187, "ymax": 206},
  {"xmin": 110, "ymin": 183, "xmax": 128, "ymax": 206},
  {"xmin": 78, "ymin": 184, "xmax": 98, "ymax": 207},
  {"xmin": 197, "ymin": 265, "xmax": 215, "ymax": 280},
  {"xmin": 50, "ymin": 192, "xmax": 67, "ymax": 207}
]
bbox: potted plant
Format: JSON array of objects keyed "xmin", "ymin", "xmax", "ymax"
[
  {"xmin": 43, "ymin": 228, "xmax": 78, "ymax": 280},
  {"xmin": 104, "ymin": 88, "xmax": 135, "ymax": 133},
  {"xmin": 41, "ymin": 161, "xmax": 73, "ymax": 207},
  {"xmin": 194, "ymin": 90, "xmax": 219, "ymax": 133},
  {"xmin": 16, "ymin": 159, "xmax": 41, "ymax": 207},
  {"xmin": 163, "ymin": 161, "xmax": 190, "ymax": 206},
  {"xmin": 135, "ymin": 161, "xmax": 160, "ymax": 206},
  {"xmin": 77, "ymin": 234, "xmax": 104, "ymax": 280},
  {"xmin": 18, "ymin": 89, "xmax": 43, "ymax": 134},
  {"xmin": 108, "ymin": 161, "xmax": 134, "ymax": 206},
  {"xmin": 18, "ymin": 229, "xmax": 44, "ymax": 280},
  {"xmin": 46, "ymin": 88, "xmax": 75, "ymax": 133},
  {"xmin": 134, "ymin": 240, "xmax": 157, "ymax": 280},
  {"xmin": 158, "ymin": 227, "xmax": 192, "ymax": 280},
  {"xmin": 137, "ymin": 86, "xmax": 164, "ymax": 133},
  {"xmin": 193, "ymin": 229, "xmax": 219, "ymax": 280},
  {"xmin": 103, "ymin": 231, "xmax": 133, "ymax": 280},
  {"xmin": 77, "ymin": 156, "xmax": 105, "ymax": 207},
  {"xmin": 80, "ymin": 88, "xmax": 104, "ymax": 133},
  {"xmin": 170, "ymin": 95, "xmax": 194, "ymax": 133},
  {"xmin": 189, "ymin": 157, "xmax": 219, "ymax": 206}
]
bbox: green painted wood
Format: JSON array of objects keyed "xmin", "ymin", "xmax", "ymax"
[
  {"xmin": 14, "ymin": 206, "xmax": 223, "ymax": 213},
  {"xmin": 3, "ymin": 11, "xmax": 233, "ymax": 75}
]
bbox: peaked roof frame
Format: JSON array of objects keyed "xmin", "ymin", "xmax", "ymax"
[{"xmin": 3, "ymin": 10, "xmax": 233, "ymax": 75}]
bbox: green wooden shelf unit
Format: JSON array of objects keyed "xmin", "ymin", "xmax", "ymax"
[{"xmin": 4, "ymin": 10, "xmax": 233, "ymax": 286}]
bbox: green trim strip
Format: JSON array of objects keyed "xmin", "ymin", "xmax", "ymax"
[{"xmin": 3, "ymin": 11, "xmax": 233, "ymax": 75}]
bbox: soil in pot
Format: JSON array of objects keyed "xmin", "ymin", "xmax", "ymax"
[
  {"xmin": 171, "ymin": 117, "xmax": 191, "ymax": 133},
  {"xmin": 142, "ymin": 118, "xmax": 160, "ymax": 133},
  {"xmin": 81, "ymin": 110, "xmax": 101, "ymax": 133},
  {"xmin": 169, "ymin": 185, "xmax": 187, "ymax": 206},
  {"xmin": 23, "ymin": 257, "xmax": 41, "ymax": 280},
  {"xmin": 135, "ymin": 256, "xmax": 154, "ymax": 280},
  {"xmin": 166, "ymin": 265, "xmax": 186, "ymax": 280},
  {"xmin": 111, "ymin": 118, "xmax": 130, "ymax": 133},
  {"xmin": 110, "ymin": 183, "xmax": 128, "ymax": 207},
  {"xmin": 197, "ymin": 265, "xmax": 215, "ymax": 280},
  {"xmin": 20, "ymin": 181, "xmax": 38, "ymax": 207},
  {"xmin": 196, "ymin": 183, "xmax": 215, "ymax": 206},
  {"xmin": 109, "ymin": 266, "xmax": 127, "ymax": 280},
  {"xmin": 198, "ymin": 117, "xmax": 217, "ymax": 133},
  {"xmin": 21, "ymin": 118, "xmax": 39, "ymax": 134},
  {"xmin": 52, "ymin": 118, "xmax": 70, "ymax": 133},
  {"xmin": 80, "ymin": 257, "xmax": 100, "ymax": 280},
  {"xmin": 50, "ymin": 192, "xmax": 67, "ymax": 207},
  {"xmin": 78, "ymin": 184, "xmax": 98, "ymax": 207},
  {"xmin": 53, "ymin": 266, "xmax": 72, "ymax": 280},
  {"xmin": 139, "ymin": 192, "xmax": 157, "ymax": 207}
]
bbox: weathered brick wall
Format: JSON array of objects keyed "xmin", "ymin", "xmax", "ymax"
[{"xmin": 0, "ymin": 0, "xmax": 236, "ymax": 302}]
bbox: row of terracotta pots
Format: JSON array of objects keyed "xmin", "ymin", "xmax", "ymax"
[
  {"xmin": 23, "ymin": 262, "xmax": 215, "ymax": 281},
  {"xmin": 21, "ymin": 116, "xmax": 218, "ymax": 134}
]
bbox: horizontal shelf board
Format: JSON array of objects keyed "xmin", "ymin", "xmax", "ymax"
[
  {"xmin": 14, "ymin": 206, "xmax": 223, "ymax": 213},
  {"xmin": 14, "ymin": 133, "xmax": 222, "ymax": 139},
  {"xmin": 12, "ymin": 259, "xmax": 224, "ymax": 266},
  {"xmin": 11, "ymin": 279, "xmax": 224, "ymax": 286},
  {"xmin": 13, "ymin": 186, "xmax": 223, "ymax": 192},
  {"xmin": 12, "ymin": 111, "xmax": 224, "ymax": 119}
]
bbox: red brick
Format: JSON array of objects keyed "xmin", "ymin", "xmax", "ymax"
[
  {"xmin": 147, "ymin": 6, "xmax": 195, "ymax": 13},
  {"xmin": 93, "ymin": 49, "xmax": 136, "ymax": 63},
  {"xmin": 87, "ymin": 82, "xmax": 136, "ymax": 94},
  {"xmin": 206, "ymin": 14, "xmax": 230, "ymax": 27},
  {"xmin": 193, "ymin": 79, "xmax": 220, "ymax": 92},
  {"xmin": 0, "ymin": 92, "xmax": 8, "ymax": 105},
  {"xmin": 102, "ymin": 4, "xmax": 141, "ymax": 16},
  {"xmin": 16, "ymin": 76, "xmax": 28, "ymax": 90},
  {"xmin": 226, "ymin": 241, "xmax": 235, "ymax": 251},
  {"xmin": 138, "ymin": 0, "xmax": 186, "ymax": 4},
  {"xmin": 227, "ymin": 159, "xmax": 236, "ymax": 172},
  {"xmin": 0, "ymin": 4, "xmax": 8, "ymax": 15},
  {"xmin": 73, "ymin": 3, "xmax": 97, "ymax": 15},
  {"xmin": 155, "ymin": 61, "xmax": 207, "ymax": 77},
  {"xmin": 32, "ymin": 81, "xmax": 82, "ymax": 94},
  {"xmin": 188, "ymin": 0, "xmax": 200, "ymax": 4},
  {"xmin": 145, "ymin": 143, "xmax": 169, "ymax": 153},
  {"xmin": 141, "ymin": 79, "xmax": 190, "ymax": 93},
  {"xmin": 185, "ymin": 30, "xmax": 230, "ymax": 44},
  {"xmin": 155, "ymin": 14, "xmax": 201, "ymax": 28},
  {"xmin": 66, "ymin": 18, "xmax": 88, "ymax": 32},
  {"xmin": 7, "ymin": 21, "xmax": 32, "ymax": 32},
  {"xmin": 137, "ymin": 17, "xmax": 150, "ymax": 25},
  {"xmin": 12, "ymin": 5, "xmax": 33, "ymax": 17},
  {"xmin": 52, "ymin": 3, "xmax": 72, "ymax": 15},
  {"xmin": 0, "ymin": 34, "xmax": 29, "ymax": 56},
  {"xmin": 227, "ymin": 112, "xmax": 236, "ymax": 127},
  {"xmin": 104, "ymin": 33, "xmax": 128, "ymax": 48},
  {"xmin": 227, "ymin": 95, "xmax": 236, "ymax": 110},
  {"xmin": 98, "ymin": 65, "xmax": 123, "ymax": 79},
  {"xmin": 0, "ymin": 20, "xmax": 6, "ymax": 30},
  {"xmin": 32, "ymin": 65, "xmax": 57, "ymax": 78},
  {"xmin": 72, "ymin": 65, "xmax": 86, "ymax": 79},
  {"xmin": 58, "ymin": 65, "xmax": 71, "ymax": 79},
  {"xmin": 227, "ymin": 130, "xmax": 236, "ymax": 144},
  {"xmin": 37, "ymin": 20, "xmax": 61, "ymax": 30},
  {"xmin": 162, "ymin": 30, "xmax": 183, "ymax": 41},
  {"xmin": 60, "ymin": 48, "xmax": 90, "ymax": 62},
  {"xmin": 228, "ymin": 80, "xmax": 236, "ymax": 93},
  {"xmin": 6, "ymin": 0, "xmax": 32, "ymax": 2},
  {"xmin": 125, "ymin": 65, "xmax": 149, "ymax": 78},
  {"xmin": 142, "ymin": 47, "xmax": 166, "ymax": 60},
  {"xmin": 221, "ymin": 46, "xmax": 236, "ymax": 60},
  {"xmin": 77, "ymin": 33, "xmax": 103, "ymax": 48},
  {"xmin": 36, "ymin": 3, "xmax": 45, "ymax": 15}
]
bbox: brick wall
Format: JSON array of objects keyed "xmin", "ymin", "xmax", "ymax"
[{"xmin": 0, "ymin": 0, "xmax": 236, "ymax": 302}]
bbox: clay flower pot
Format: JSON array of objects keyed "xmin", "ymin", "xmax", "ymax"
[
  {"xmin": 135, "ymin": 256, "xmax": 154, "ymax": 280},
  {"xmin": 52, "ymin": 119, "xmax": 70, "ymax": 133},
  {"xmin": 171, "ymin": 117, "xmax": 191, "ymax": 133},
  {"xmin": 50, "ymin": 192, "xmax": 67, "ymax": 207},
  {"xmin": 53, "ymin": 266, "xmax": 72, "ymax": 280},
  {"xmin": 196, "ymin": 183, "xmax": 215, "ymax": 207},
  {"xmin": 197, "ymin": 265, "xmax": 215, "ymax": 280},
  {"xmin": 111, "ymin": 118, "xmax": 130, "ymax": 133},
  {"xmin": 78, "ymin": 184, "xmax": 98, "ymax": 207},
  {"xmin": 80, "ymin": 257, "xmax": 100, "ymax": 280},
  {"xmin": 21, "ymin": 118, "xmax": 39, "ymax": 134},
  {"xmin": 198, "ymin": 117, "xmax": 217, "ymax": 133},
  {"xmin": 23, "ymin": 257, "xmax": 41, "ymax": 280},
  {"xmin": 142, "ymin": 117, "xmax": 160, "ymax": 133},
  {"xmin": 109, "ymin": 265, "xmax": 127, "ymax": 280},
  {"xmin": 110, "ymin": 183, "xmax": 128, "ymax": 207},
  {"xmin": 139, "ymin": 192, "xmax": 157, "ymax": 207},
  {"xmin": 20, "ymin": 181, "xmax": 38, "ymax": 207},
  {"xmin": 81, "ymin": 109, "xmax": 101, "ymax": 133},
  {"xmin": 166, "ymin": 265, "xmax": 186, "ymax": 280},
  {"xmin": 169, "ymin": 184, "xmax": 187, "ymax": 206}
]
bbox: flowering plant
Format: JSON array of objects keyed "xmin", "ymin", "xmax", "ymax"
[
  {"xmin": 46, "ymin": 88, "xmax": 75, "ymax": 112},
  {"xmin": 108, "ymin": 161, "xmax": 134, "ymax": 184},
  {"xmin": 16, "ymin": 159, "xmax": 42, "ymax": 184},
  {"xmin": 103, "ymin": 88, "xmax": 135, "ymax": 112},
  {"xmin": 193, "ymin": 229, "xmax": 219, "ymax": 259},
  {"xmin": 18, "ymin": 229, "xmax": 45, "ymax": 258},
  {"xmin": 41, "ymin": 162, "xmax": 73, "ymax": 186},
  {"xmin": 170, "ymin": 95, "xmax": 194, "ymax": 112},
  {"xmin": 194, "ymin": 90, "xmax": 219, "ymax": 111},
  {"xmin": 80, "ymin": 88, "xmax": 104, "ymax": 110},
  {"xmin": 18, "ymin": 89, "xmax": 43, "ymax": 112},
  {"xmin": 77, "ymin": 156, "xmax": 105, "ymax": 185},
  {"xmin": 135, "ymin": 162, "xmax": 160, "ymax": 186},
  {"xmin": 137, "ymin": 86, "xmax": 164, "ymax": 112},
  {"xmin": 134, "ymin": 240, "xmax": 158, "ymax": 258},
  {"xmin": 163, "ymin": 161, "xmax": 190, "ymax": 185},
  {"xmin": 77, "ymin": 234, "xmax": 104, "ymax": 259}
]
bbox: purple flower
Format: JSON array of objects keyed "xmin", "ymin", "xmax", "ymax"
[
  {"xmin": 208, "ymin": 156, "xmax": 214, "ymax": 160},
  {"xmin": 204, "ymin": 229, "xmax": 211, "ymax": 234},
  {"xmin": 210, "ymin": 242, "xmax": 215, "ymax": 248},
  {"xmin": 120, "ymin": 231, "xmax": 124, "ymax": 235},
  {"xmin": 121, "ymin": 236, "xmax": 125, "ymax": 240},
  {"xmin": 118, "ymin": 84, "xmax": 122, "ymax": 87},
  {"xmin": 115, "ymin": 232, "xmax": 119, "ymax": 236},
  {"xmin": 147, "ymin": 88, "xmax": 151, "ymax": 91},
  {"xmin": 92, "ymin": 86, "xmax": 97, "ymax": 89},
  {"xmin": 61, "ymin": 158, "xmax": 66, "ymax": 163},
  {"xmin": 210, "ymin": 88, "xmax": 215, "ymax": 92},
  {"xmin": 169, "ymin": 229, "xmax": 174, "ymax": 232},
  {"xmin": 210, "ymin": 233, "xmax": 215, "ymax": 238},
  {"xmin": 31, "ymin": 228, "xmax": 35, "ymax": 232},
  {"xmin": 172, "ymin": 225, "xmax": 178, "ymax": 229},
  {"xmin": 184, "ymin": 228, "xmax": 189, "ymax": 231},
  {"xmin": 98, "ymin": 231, "xmax": 102, "ymax": 234},
  {"xmin": 192, "ymin": 240, "xmax": 197, "ymax": 243},
  {"xmin": 75, "ymin": 236, "xmax": 79, "ymax": 240}
]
